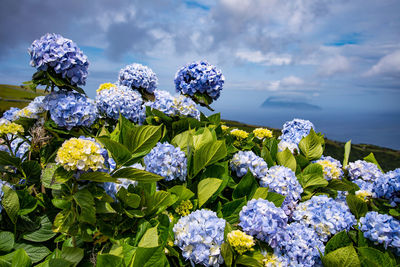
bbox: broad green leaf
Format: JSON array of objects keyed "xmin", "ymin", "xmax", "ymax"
[
  {"xmin": 96, "ymin": 201, "xmax": 117, "ymax": 214},
  {"xmin": 193, "ymin": 127, "xmax": 214, "ymax": 150},
  {"xmin": 346, "ymin": 194, "xmax": 368, "ymax": 219},
  {"xmin": 22, "ymin": 215, "xmax": 56, "ymax": 242},
  {"xmin": 193, "ymin": 140, "xmax": 227, "ymax": 177},
  {"xmin": 171, "ymin": 129, "xmax": 194, "ymax": 152},
  {"xmin": 221, "ymin": 197, "xmax": 247, "ymax": 224},
  {"xmin": 325, "ymin": 231, "xmax": 352, "ymax": 255},
  {"xmin": 168, "ymin": 185, "xmax": 194, "ymax": 203},
  {"xmin": 363, "ymin": 153, "xmax": 383, "ymax": 172},
  {"xmin": 358, "ymin": 247, "xmax": 396, "ymax": 267},
  {"xmin": 233, "ymin": 171, "xmax": 258, "ymax": 200},
  {"xmin": 235, "ymin": 255, "xmax": 263, "ymax": 267},
  {"xmin": 138, "ymin": 227, "xmax": 158, "ymax": 248},
  {"xmin": 96, "ymin": 254, "xmax": 124, "ymax": 267},
  {"xmin": 146, "ymin": 191, "xmax": 177, "ymax": 215},
  {"xmin": 117, "ymin": 188, "xmax": 141, "ymax": 209},
  {"xmin": 328, "ymin": 179, "xmax": 358, "ymax": 192},
  {"xmin": 252, "ymin": 187, "xmax": 269, "ymax": 200},
  {"xmin": 266, "ymin": 192, "xmax": 285, "ymax": 207},
  {"xmin": 14, "ymin": 242, "xmax": 51, "ymax": 263},
  {"xmin": 221, "ymin": 243, "xmax": 233, "ymax": 267},
  {"xmin": 41, "ymin": 163, "xmax": 62, "ymax": 190},
  {"xmin": 343, "ymin": 140, "xmax": 351, "ymax": 167},
  {"xmin": 47, "ymin": 259, "xmax": 73, "ymax": 267},
  {"xmin": 276, "ymin": 148, "xmax": 296, "ymax": 172},
  {"xmin": 112, "ymin": 168, "xmax": 164, "ymax": 183},
  {"xmin": 0, "ymin": 232, "xmax": 14, "ymax": 252},
  {"xmin": 198, "ymin": 178, "xmax": 223, "ymax": 207},
  {"xmin": 123, "ymin": 125, "xmax": 162, "ymax": 158},
  {"xmin": 208, "ymin": 113, "xmax": 221, "ymax": 124},
  {"xmin": 73, "ymin": 189, "xmax": 96, "ymax": 225},
  {"xmin": 2, "ymin": 186, "xmax": 19, "ymax": 224},
  {"xmin": 322, "ymin": 245, "xmax": 360, "ymax": 267},
  {"xmin": 17, "ymin": 190, "xmax": 38, "ymax": 216},
  {"xmin": 0, "ymin": 151, "xmax": 21, "ymax": 167},
  {"xmin": 132, "ymin": 246, "xmax": 167, "ymax": 267},
  {"xmin": 298, "ymin": 163, "xmax": 328, "ymax": 189},
  {"xmin": 51, "ymin": 199, "xmax": 71, "ymax": 210},
  {"xmin": 97, "ymin": 137, "xmax": 132, "ymax": 166},
  {"xmin": 11, "ymin": 248, "xmax": 31, "ymax": 267},
  {"xmin": 52, "ymin": 210, "xmax": 74, "ymax": 233},
  {"xmin": 60, "ymin": 247, "xmax": 84, "ymax": 265},
  {"xmin": 298, "ymin": 129, "xmax": 324, "ymax": 161},
  {"xmin": 53, "ymin": 167, "xmax": 73, "ymax": 184},
  {"xmin": 21, "ymin": 161, "xmax": 41, "ymax": 184},
  {"xmin": 79, "ymin": 172, "xmax": 118, "ymax": 183},
  {"xmin": 261, "ymin": 146, "xmax": 275, "ymax": 167}
]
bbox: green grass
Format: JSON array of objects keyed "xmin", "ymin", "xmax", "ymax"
[{"xmin": 0, "ymin": 84, "xmax": 46, "ymax": 114}]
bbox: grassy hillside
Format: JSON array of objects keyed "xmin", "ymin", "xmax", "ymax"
[
  {"xmin": 223, "ymin": 119, "xmax": 400, "ymax": 172},
  {"xmin": 0, "ymin": 84, "xmax": 46, "ymax": 113}
]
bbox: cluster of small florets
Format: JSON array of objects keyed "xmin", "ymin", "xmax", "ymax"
[
  {"xmin": 118, "ymin": 63, "xmax": 158, "ymax": 94},
  {"xmin": 279, "ymin": 118, "xmax": 314, "ymax": 145},
  {"xmin": 230, "ymin": 151, "xmax": 268, "ymax": 178},
  {"xmin": 96, "ymin": 84, "xmax": 145, "ymax": 123},
  {"xmin": 259, "ymin": 166, "xmax": 303, "ymax": 216},
  {"xmin": 227, "ymin": 230, "xmax": 255, "ymax": 254},
  {"xmin": 292, "ymin": 195, "xmax": 356, "ymax": 242},
  {"xmin": 0, "ymin": 181, "xmax": 14, "ymax": 213},
  {"xmin": 373, "ymin": 168, "xmax": 400, "ymax": 206},
  {"xmin": 43, "ymin": 91, "xmax": 97, "ymax": 130},
  {"xmin": 0, "ymin": 137, "xmax": 30, "ymax": 159},
  {"xmin": 0, "ymin": 120, "xmax": 24, "ymax": 136},
  {"xmin": 359, "ymin": 211, "xmax": 400, "ymax": 254},
  {"xmin": 2, "ymin": 107, "xmax": 21, "ymax": 121},
  {"xmin": 230, "ymin": 129, "xmax": 249, "ymax": 139},
  {"xmin": 55, "ymin": 137, "xmax": 105, "ymax": 171},
  {"xmin": 261, "ymin": 251, "xmax": 289, "ymax": 267},
  {"xmin": 314, "ymin": 156, "xmax": 343, "ymax": 180},
  {"xmin": 253, "ymin": 128, "xmax": 273, "ymax": 139},
  {"xmin": 277, "ymin": 222, "xmax": 325, "ymax": 267},
  {"xmin": 278, "ymin": 140, "xmax": 298, "ymax": 154},
  {"xmin": 175, "ymin": 200, "xmax": 193, "ymax": 217},
  {"xmin": 16, "ymin": 96, "xmax": 45, "ymax": 119},
  {"xmin": 145, "ymin": 90, "xmax": 200, "ymax": 119},
  {"xmin": 346, "ymin": 160, "xmax": 383, "ymax": 181},
  {"xmin": 144, "ymin": 142, "xmax": 187, "ymax": 182},
  {"xmin": 29, "ymin": 33, "xmax": 89, "ymax": 85},
  {"xmin": 96, "ymin": 82, "xmax": 116, "ymax": 93},
  {"xmin": 173, "ymin": 209, "xmax": 226, "ymax": 266},
  {"xmin": 174, "ymin": 60, "xmax": 225, "ymax": 100},
  {"xmin": 239, "ymin": 199, "xmax": 288, "ymax": 248}
]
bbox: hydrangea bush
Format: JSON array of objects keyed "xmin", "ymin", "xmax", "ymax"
[{"xmin": 0, "ymin": 33, "xmax": 399, "ymax": 267}]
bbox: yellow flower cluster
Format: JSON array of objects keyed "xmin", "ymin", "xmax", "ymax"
[
  {"xmin": 17, "ymin": 108, "xmax": 33, "ymax": 118},
  {"xmin": 262, "ymin": 253, "xmax": 283, "ymax": 267},
  {"xmin": 317, "ymin": 160, "xmax": 342, "ymax": 180},
  {"xmin": 356, "ymin": 190, "xmax": 373, "ymax": 201},
  {"xmin": 97, "ymin": 83, "xmax": 116, "ymax": 93},
  {"xmin": 0, "ymin": 120, "xmax": 24, "ymax": 135},
  {"xmin": 230, "ymin": 129, "xmax": 249, "ymax": 139},
  {"xmin": 175, "ymin": 200, "xmax": 193, "ymax": 216},
  {"xmin": 227, "ymin": 230, "xmax": 255, "ymax": 254},
  {"xmin": 55, "ymin": 138, "xmax": 105, "ymax": 171},
  {"xmin": 221, "ymin": 125, "xmax": 229, "ymax": 131},
  {"xmin": 253, "ymin": 128, "xmax": 273, "ymax": 139}
]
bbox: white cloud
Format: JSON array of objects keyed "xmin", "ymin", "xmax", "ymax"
[
  {"xmin": 266, "ymin": 76, "xmax": 305, "ymax": 91},
  {"xmin": 365, "ymin": 50, "xmax": 400, "ymax": 76},
  {"xmin": 318, "ymin": 55, "xmax": 351, "ymax": 76},
  {"xmin": 236, "ymin": 50, "xmax": 292, "ymax": 66}
]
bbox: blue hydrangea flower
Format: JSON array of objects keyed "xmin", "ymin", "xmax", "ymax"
[
  {"xmin": 173, "ymin": 209, "xmax": 226, "ymax": 267},
  {"xmin": 29, "ymin": 33, "xmax": 89, "ymax": 85},
  {"xmin": 277, "ymin": 222, "xmax": 325, "ymax": 267},
  {"xmin": 0, "ymin": 137, "xmax": 30, "ymax": 160},
  {"xmin": 239, "ymin": 199, "xmax": 288, "ymax": 248},
  {"xmin": 96, "ymin": 84, "xmax": 145, "ymax": 123},
  {"xmin": 259, "ymin": 165, "xmax": 303, "ymax": 216},
  {"xmin": 144, "ymin": 90, "xmax": 200, "ymax": 119},
  {"xmin": 278, "ymin": 140, "xmax": 298, "ymax": 154},
  {"xmin": 0, "ymin": 181, "xmax": 14, "ymax": 213},
  {"xmin": 43, "ymin": 90, "xmax": 97, "ymax": 130},
  {"xmin": 144, "ymin": 142, "xmax": 187, "ymax": 182},
  {"xmin": 118, "ymin": 63, "xmax": 158, "ymax": 94},
  {"xmin": 279, "ymin": 118, "xmax": 315, "ymax": 145},
  {"xmin": 174, "ymin": 60, "xmax": 225, "ymax": 100},
  {"xmin": 292, "ymin": 195, "xmax": 356, "ymax": 242},
  {"xmin": 314, "ymin": 156, "xmax": 344, "ymax": 180},
  {"xmin": 2, "ymin": 107, "xmax": 21, "ymax": 121},
  {"xmin": 261, "ymin": 251, "xmax": 290, "ymax": 267},
  {"xmin": 373, "ymin": 168, "xmax": 400, "ymax": 206},
  {"xmin": 346, "ymin": 160, "xmax": 383, "ymax": 182},
  {"xmin": 336, "ymin": 178, "xmax": 374, "ymax": 203},
  {"xmin": 359, "ymin": 211, "xmax": 400, "ymax": 254},
  {"xmin": 230, "ymin": 151, "xmax": 268, "ymax": 178}
]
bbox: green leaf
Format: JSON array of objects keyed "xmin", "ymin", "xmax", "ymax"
[
  {"xmin": 17, "ymin": 190, "xmax": 38, "ymax": 216},
  {"xmin": 325, "ymin": 231, "xmax": 352, "ymax": 255},
  {"xmin": 11, "ymin": 248, "xmax": 31, "ymax": 267},
  {"xmin": 96, "ymin": 254, "xmax": 124, "ymax": 267},
  {"xmin": 261, "ymin": 146, "xmax": 275, "ymax": 167},
  {"xmin": 266, "ymin": 192, "xmax": 285, "ymax": 207},
  {"xmin": 47, "ymin": 259, "xmax": 73, "ymax": 267},
  {"xmin": 0, "ymin": 151, "xmax": 21, "ymax": 167},
  {"xmin": 193, "ymin": 140, "xmax": 227, "ymax": 177},
  {"xmin": 193, "ymin": 127, "xmax": 214, "ymax": 150},
  {"xmin": 252, "ymin": 187, "xmax": 269, "ymax": 200},
  {"xmin": 0, "ymin": 232, "xmax": 14, "ymax": 252},
  {"xmin": 346, "ymin": 194, "xmax": 368, "ymax": 219},
  {"xmin": 138, "ymin": 227, "xmax": 159, "ymax": 248},
  {"xmin": 2, "ymin": 186, "xmax": 19, "ymax": 224},
  {"xmin": 117, "ymin": 188, "xmax": 141, "ymax": 209},
  {"xmin": 276, "ymin": 148, "xmax": 296, "ymax": 172},
  {"xmin": 22, "ymin": 215, "xmax": 56, "ymax": 242},
  {"xmin": 298, "ymin": 163, "xmax": 328, "ymax": 189},
  {"xmin": 53, "ymin": 167, "xmax": 73, "ymax": 184},
  {"xmin": 96, "ymin": 201, "xmax": 117, "ymax": 214},
  {"xmin": 343, "ymin": 140, "xmax": 351, "ymax": 167},
  {"xmin": 73, "ymin": 189, "xmax": 96, "ymax": 225},
  {"xmin": 52, "ymin": 210, "xmax": 74, "ymax": 233},
  {"xmin": 97, "ymin": 137, "xmax": 132, "ymax": 166},
  {"xmin": 358, "ymin": 247, "xmax": 396, "ymax": 267},
  {"xmin": 123, "ymin": 125, "xmax": 162, "ymax": 158},
  {"xmin": 298, "ymin": 129, "xmax": 324, "ymax": 161},
  {"xmin": 146, "ymin": 191, "xmax": 178, "ymax": 215},
  {"xmin": 171, "ymin": 129, "xmax": 194, "ymax": 152},
  {"xmin": 14, "ymin": 242, "xmax": 51, "ymax": 263},
  {"xmin": 322, "ymin": 245, "xmax": 360, "ymax": 267},
  {"xmin": 221, "ymin": 243, "xmax": 233, "ymax": 267},
  {"xmin": 198, "ymin": 178, "xmax": 223, "ymax": 207},
  {"xmin": 79, "ymin": 172, "xmax": 118, "ymax": 183},
  {"xmin": 233, "ymin": 171, "xmax": 258, "ymax": 200},
  {"xmin": 363, "ymin": 153, "xmax": 383, "ymax": 172},
  {"xmin": 112, "ymin": 167, "xmax": 164, "ymax": 182},
  {"xmin": 21, "ymin": 161, "xmax": 41, "ymax": 184},
  {"xmin": 208, "ymin": 113, "xmax": 221, "ymax": 124},
  {"xmin": 41, "ymin": 163, "xmax": 61, "ymax": 190},
  {"xmin": 221, "ymin": 197, "xmax": 247, "ymax": 224},
  {"xmin": 60, "ymin": 247, "xmax": 84, "ymax": 266},
  {"xmin": 51, "ymin": 199, "xmax": 71, "ymax": 210},
  {"xmin": 168, "ymin": 185, "xmax": 194, "ymax": 203},
  {"xmin": 235, "ymin": 255, "xmax": 263, "ymax": 267},
  {"xmin": 328, "ymin": 179, "xmax": 358, "ymax": 192}
]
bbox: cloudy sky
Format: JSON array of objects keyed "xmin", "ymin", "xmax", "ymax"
[{"xmin": 0, "ymin": 0, "xmax": 399, "ymax": 136}]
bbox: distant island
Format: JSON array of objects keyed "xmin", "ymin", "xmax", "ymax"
[{"xmin": 261, "ymin": 97, "xmax": 322, "ymax": 110}]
